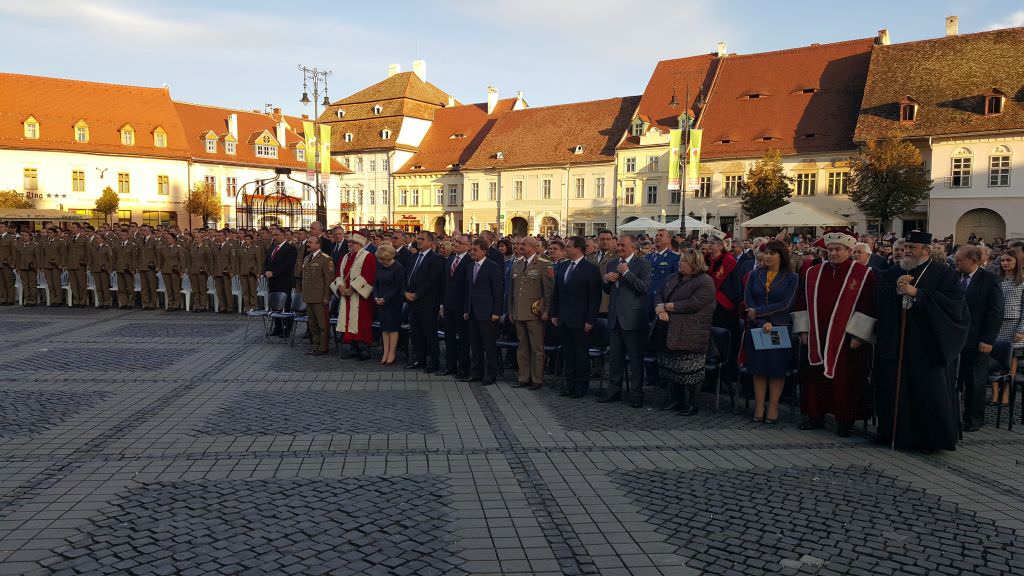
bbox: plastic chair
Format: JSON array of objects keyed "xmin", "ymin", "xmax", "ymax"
[
  {"xmin": 244, "ymin": 291, "xmax": 287, "ymax": 342},
  {"xmin": 156, "ymin": 273, "xmax": 168, "ymax": 310},
  {"xmin": 289, "ymin": 299, "xmax": 310, "ymax": 347},
  {"xmin": 268, "ymin": 291, "xmax": 303, "ymax": 342},
  {"xmin": 61, "ymin": 270, "xmax": 72, "ymax": 307},
  {"xmin": 257, "ymin": 276, "xmax": 269, "ymax": 309},
  {"xmin": 37, "ymin": 271, "xmax": 50, "ymax": 306},
  {"xmin": 586, "ymin": 317, "xmax": 611, "ymax": 392},
  {"xmin": 231, "ymin": 276, "xmax": 243, "ymax": 313},
  {"xmin": 85, "ymin": 272, "xmax": 98, "ymax": 307},
  {"xmin": 207, "ymin": 276, "xmax": 219, "ymax": 312},
  {"xmin": 181, "ymin": 274, "xmax": 192, "ymax": 312},
  {"xmin": 14, "ymin": 271, "xmax": 23, "ymax": 305}
]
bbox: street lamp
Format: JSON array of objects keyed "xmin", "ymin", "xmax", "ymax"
[
  {"xmin": 298, "ymin": 64, "xmax": 332, "ymax": 225},
  {"xmin": 669, "ymin": 76, "xmax": 706, "ymax": 238}
]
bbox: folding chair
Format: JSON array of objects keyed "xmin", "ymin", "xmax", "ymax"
[
  {"xmin": 244, "ymin": 291, "xmax": 287, "ymax": 343},
  {"xmin": 268, "ymin": 291, "xmax": 303, "ymax": 342},
  {"xmin": 289, "ymin": 298, "xmax": 310, "ymax": 347},
  {"xmin": 587, "ymin": 317, "xmax": 610, "ymax": 392}
]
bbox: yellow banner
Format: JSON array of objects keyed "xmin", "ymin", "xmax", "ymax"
[
  {"xmin": 686, "ymin": 129, "xmax": 702, "ymax": 191},
  {"xmin": 319, "ymin": 124, "xmax": 331, "ymax": 175},
  {"xmin": 668, "ymin": 129, "xmax": 682, "ymax": 192},
  {"xmin": 302, "ymin": 121, "xmax": 316, "ymax": 172}
]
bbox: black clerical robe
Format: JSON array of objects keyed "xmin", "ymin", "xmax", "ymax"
[{"xmin": 874, "ymin": 260, "xmax": 969, "ymax": 451}]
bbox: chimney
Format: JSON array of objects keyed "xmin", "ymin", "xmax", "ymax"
[
  {"xmin": 301, "ymin": 114, "xmax": 309, "ymax": 120},
  {"xmin": 276, "ymin": 120, "xmax": 286, "ymax": 147},
  {"xmin": 716, "ymin": 42, "xmax": 727, "ymax": 57},
  {"xmin": 876, "ymin": 28, "xmax": 891, "ymax": 46},
  {"xmin": 387, "ymin": 63, "xmax": 401, "ymax": 77},
  {"xmin": 945, "ymin": 15, "xmax": 958, "ymax": 37},
  {"xmin": 412, "ymin": 59, "xmax": 426, "ymax": 82},
  {"xmin": 447, "ymin": 96, "xmax": 455, "ymax": 107},
  {"xmin": 513, "ymin": 90, "xmax": 525, "ymax": 110},
  {"xmin": 228, "ymin": 113, "xmax": 238, "ymax": 140},
  {"xmin": 487, "ymin": 86, "xmax": 499, "ymax": 114},
  {"xmin": 272, "ymin": 107, "xmax": 282, "ymax": 120}
]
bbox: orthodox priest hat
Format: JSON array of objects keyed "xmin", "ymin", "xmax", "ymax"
[{"xmin": 904, "ymin": 230, "xmax": 932, "ymax": 245}]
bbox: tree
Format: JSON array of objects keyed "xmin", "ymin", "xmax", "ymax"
[
  {"xmin": 850, "ymin": 139, "xmax": 932, "ymax": 232},
  {"xmin": 740, "ymin": 149, "xmax": 792, "ymax": 219},
  {"xmin": 0, "ymin": 190, "xmax": 34, "ymax": 209},
  {"xmin": 184, "ymin": 182, "xmax": 222, "ymax": 226},
  {"xmin": 94, "ymin": 186, "xmax": 119, "ymax": 225}
]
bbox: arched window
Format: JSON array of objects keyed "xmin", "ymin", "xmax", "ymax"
[
  {"xmin": 373, "ymin": 104, "xmax": 383, "ymax": 115},
  {"xmin": 344, "ymin": 133, "xmax": 353, "ymax": 143}
]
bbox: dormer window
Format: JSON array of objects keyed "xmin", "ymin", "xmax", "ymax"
[
  {"xmin": 631, "ymin": 119, "xmax": 646, "ymax": 136},
  {"xmin": 801, "ymin": 87, "xmax": 818, "ymax": 94},
  {"xmin": 153, "ymin": 127, "xmax": 167, "ymax": 148},
  {"xmin": 745, "ymin": 93, "xmax": 764, "ymax": 100},
  {"xmin": 335, "ymin": 109, "xmax": 345, "ymax": 119},
  {"xmin": 573, "ymin": 144, "xmax": 585, "ymax": 155},
  {"xmin": 718, "ymin": 139, "xmax": 733, "ymax": 144},
  {"xmin": 225, "ymin": 140, "xmax": 236, "ymax": 155},
  {"xmin": 381, "ymin": 129, "xmax": 391, "ymax": 140},
  {"xmin": 120, "ymin": 125, "xmax": 135, "ymax": 146},
  {"xmin": 984, "ymin": 89, "xmax": 1006, "ymax": 116},
  {"xmin": 296, "ymin": 147, "xmax": 305, "ymax": 162},
  {"xmin": 899, "ymin": 96, "xmax": 920, "ymax": 123},
  {"xmin": 74, "ymin": 120, "xmax": 89, "ymax": 143},
  {"xmin": 450, "ymin": 133, "xmax": 465, "ymax": 139},
  {"xmin": 23, "ymin": 116, "xmax": 39, "ymax": 139},
  {"xmin": 205, "ymin": 136, "xmax": 217, "ymax": 153},
  {"xmin": 344, "ymin": 132, "xmax": 353, "ymax": 143},
  {"xmin": 255, "ymin": 143, "xmax": 277, "ymax": 158},
  {"xmin": 373, "ymin": 104, "xmax": 383, "ymax": 115},
  {"xmin": 495, "ymin": 151, "xmax": 504, "ymax": 160}
]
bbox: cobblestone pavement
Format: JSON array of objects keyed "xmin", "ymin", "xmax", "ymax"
[{"xmin": 1, "ymin": 308, "xmax": 1023, "ymax": 575}]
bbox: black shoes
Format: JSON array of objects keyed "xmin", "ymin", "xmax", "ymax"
[{"xmin": 405, "ymin": 362, "xmax": 424, "ymax": 370}]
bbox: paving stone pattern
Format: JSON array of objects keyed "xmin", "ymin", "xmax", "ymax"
[
  {"xmin": 0, "ymin": 346, "xmax": 195, "ymax": 372},
  {"xmin": 613, "ymin": 465, "xmax": 1024, "ymax": 576},
  {"xmin": 0, "ymin": 390, "xmax": 111, "ymax": 437},
  {"xmin": 99, "ymin": 321, "xmax": 233, "ymax": 339},
  {"xmin": 196, "ymin": 390, "xmax": 437, "ymax": 436},
  {"xmin": 50, "ymin": 476, "xmax": 464, "ymax": 576}
]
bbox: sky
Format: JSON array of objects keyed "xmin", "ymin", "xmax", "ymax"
[{"xmin": 1, "ymin": 0, "xmax": 1022, "ymax": 115}]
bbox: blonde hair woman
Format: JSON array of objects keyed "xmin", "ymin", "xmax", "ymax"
[{"xmin": 372, "ymin": 243, "xmax": 405, "ymax": 364}]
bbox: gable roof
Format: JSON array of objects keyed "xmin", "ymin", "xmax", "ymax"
[
  {"xmin": 0, "ymin": 72, "xmax": 190, "ymax": 159},
  {"xmin": 854, "ymin": 27, "xmax": 1024, "ymax": 141},
  {"xmin": 462, "ymin": 96, "xmax": 641, "ymax": 170},
  {"xmin": 619, "ymin": 54, "xmax": 720, "ymax": 149},
  {"xmin": 394, "ymin": 99, "xmax": 518, "ymax": 174},
  {"xmin": 699, "ymin": 38, "xmax": 875, "ymax": 159}
]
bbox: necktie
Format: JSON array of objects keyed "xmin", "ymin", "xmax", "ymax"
[
  {"xmin": 451, "ymin": 255, "xmax": 460, "ymax": 276},
  {"xmin": 960, "ymin": 273, "xmax": 969, "ymax": 292},
  {"xmin": 473, "ymin": 261, "xmax": 481, "ymax": 283},
  {"xmin": 271, "ymin": 244, "xmax": 280, "ymax": 260},
  {"xmin": 565, "ymin": 261, "xmax": 576, "ymax": 282}
]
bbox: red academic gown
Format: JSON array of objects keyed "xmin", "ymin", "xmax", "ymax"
[
  {"xmin": 795, "ymin": 257, "xmax": 876, "ymax": 424},
  {"xmin": 337, "ymin": 250, "xmax": 377, "ymax": 343}
]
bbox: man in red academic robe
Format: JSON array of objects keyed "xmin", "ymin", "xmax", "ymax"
[
  {"xmin": 331, "ymin": 230, "xmax": 377, "ymax": 360},
  {"xmin": 792, "ymin": 229, "xmax": 877, "ymax": 437}
]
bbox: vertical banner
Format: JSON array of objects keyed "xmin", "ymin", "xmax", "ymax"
[
  {"xmin": 686, "ymin": 129, "xmax": 702, "ymax": 191},
  {"xmin": 667, "ymin": 129, "xmax": 682, "ymax": 192},
  {"xmin": 319, "ymin": 124, "xmax": 332, "ymax": 176},
  {"xmin": 302, "ymin": 121, "xmax": 316, "ymax": 176}
]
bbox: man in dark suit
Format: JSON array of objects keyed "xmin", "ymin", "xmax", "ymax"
[
  {"xmin": 264, "ymin": 226, "xmax": 297, "ymax": 336},
  {"xmin": 955, "ymin": 244, "xmax": 1004, "ymax": 431},
  {"xmin": 441, "ymin": 234, "xmax": 473, "ymax": 378},
  {"xmin": 391, "ymin": 231, "xmax": 413, "ymax": 270},
  {"xmin": 550, "ymin": 236, "xmax": 602, "ymax": 398},
  {"xmin": 330, "ymin": 226, "xmax": 348, "ymax": 266},
  {"xmin": 309, "ymin": 221, "xmax": 334, "ymax": 256},
  {"xmin": 862, "ymin": 234, "xmax": 889, "ymax": 271},
  {"xmin": 405, "ymin": 230, "xmax": 445, "ymax": 372},
  {"xmin": 598, "ymin": 234, "xmax": 652, "ymax": 407},
  {"xmin": 463, "ymin": 239, "xmax": 503, "ymax": 385},
  {"xmin": 481, "ymin": 230, "xmax": 504, "ymax": 267}
]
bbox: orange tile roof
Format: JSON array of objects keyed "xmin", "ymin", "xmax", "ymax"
[
  {"xmin": 855, "ymin": 27, "xmax": 1024, "ymax": 141},
  {"xmin": 619, "ymin": 54, "xmax": 719, "ymax": 149},
  {"xmin": 462, "ymin": 96, "xmax": 641, "ymax": 170},
  {"xmin": 0, "ymin": 72, "xmax": 190, "ymax": 159},
  {"xmin": 173, "ymin": 102, "xmax": 349, "ymax": 173},
  {"xmin": 698, "ymin": 38, "xmax": 875, "ymax": 159},
  {"xmin": 394, "ymin": 99, "xmax": 518, "ymax": 174}
]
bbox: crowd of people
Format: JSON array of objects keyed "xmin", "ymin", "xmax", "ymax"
[{"xmin": 1, "ymin": 219, "xmax": 1022, "ymax": 453}]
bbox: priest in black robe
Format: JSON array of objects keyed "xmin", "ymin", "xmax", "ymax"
[{"xmin": 874, "ymin": 231, "xmax": 969, "ymax": 452}]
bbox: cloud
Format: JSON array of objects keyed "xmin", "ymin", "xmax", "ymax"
[
  {"xmin": 0, "ymin": 0, "xmax": 204, "ymax": 39},
  {"xmin": 987, "ymin": 10, "xmax": 1024, "ymax": 30}
]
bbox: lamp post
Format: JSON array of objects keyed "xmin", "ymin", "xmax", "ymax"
[
  {"xmin": 298, "ymin": 64, "xmax": 332, "ymax": 225},
  {"xmin": 669, "ymin": 76, "xmax": 705, "ymax": 238}
]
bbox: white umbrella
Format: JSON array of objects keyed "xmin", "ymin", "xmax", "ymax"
[
  {"xmin": 665, "ymin": 215, "xmax": 717, "ymax": 232},
  {"xmin": 619, "ymin": 217, "xmax": 663, "ymax": 232},
  {"xmin": 741, "ymin": 202, "xmax": 853, "ymax": 228}
]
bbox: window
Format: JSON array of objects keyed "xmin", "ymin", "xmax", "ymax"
[
  {"xmin": 23, "ymin": 168, "xmax": 38, "ymax": 191},
  {"xmin": 204, "ymin": 175, "xmax": 216, "ymax": 193},
  {"xmin": 369, "ymin": 190, "xmax": 376, "ymax": 205},
  {"xmin": 624, "ymin": 186, "xmax": 635, "ymax": 205},
  {"xmin": 369, "ymin": 159, "xmax": 376, "ymax": 172},
  {"xmin": 356, "ymin": 157, "xmax": 364, "ymax": 172},
  {"xmin": 225, "ymin": 141, "xmax": 236, "ymax": 155},
  {"xmin": 382, "ymin": 158, "xmax": 390, "ymax": 172},
  {"xmin": 142, "ymin": 211, "xmax": 177, "ymax": 227},
  {"xmin": 671, "ymin": 189, "xmax": 681, "ymax": 204},
  {"xmin": 342, "ymin": 189, "xmax": 350, "ymax": 203},
  {"xmin": 575, "ymin": 178, "xmax": 585, "ymax": 199},
  {"xmin": 72, "ymin": 170, "xmax": 85, "ymax": 192},
  {"xmin": 593, "ymin": 222, "xmax": 606, "ymax": 232},
  {"xmin": 117, "ymin": 172, "xmax": 130, "ymax": 194},
  {"xmin": 795, "ymin": 173, "xmax": 817, "ymax": 196},
  {"xmin": 595, "ymin": 177, "xmax": 605, "ymax": 198},
  {"xmin": 336, "ymin": 109, "xmax": 345, "ymax": 119},
  {"xmin": 986, "ymin": 94, "xmax": 1005, "ymax": 115},
  {"xmin": 513, "ymin": 180, "xmax": 523, "ymax": 201},
  {"xmin": 344, "ymin": 133, "xmax": 353, "ymax": 143},
  {"xmin": 448, "ymin": 185, "xmax": 458, "ymax": 205},
  {"xmin": 381, "ymin": 129, "xmax": 391, "ymax": 140},
  {"xmin": 75, "ymin": 123, "xmax": 89, "ymax": 143},
  {"xmin": 646, "ymin": 185, "xmax": 658, "ymax": 204},
  {"xmin": 157, "ymin": 175, "xmax": 170, "ymax": 196},
  {"xmin": 275, "ymin": 181, "xmax": 286, "ymax": 194},
  {"xmin": 827, "ymin": 171, "xmax": 849, "ymax": 195},
  {"xmin": 24, "ymin": 118, "xmax": 39, "ymax": 139},
  {"xmin": 154, "ymin": 131, "xmax": 166, "ymax": 148},
  {"xmin": 631, "ymin": 119, "xmax": 644, "ymax": 136},
  {"xmin": 625, "ymin": 157, "xmax": 636, "ymax": 173},
  {"xmin": 724, "ymin": 175, "xmax": 743, "ymax": 197},
  {"xmin": 382, "ymin": 190, "xmax": 389, "ymax": 205},
  {"xmin": 256, "ymin": 144, "xmax": 277, "ymax": 158},
  {"xmin": 373, "ymin": 104, "xmax": 383, "ymax": 115},
  {"xmin": 696, "ymin": 176, "xmax": 712, "ymax": 199},
  {"xmin": 989, "ymin": 154, "xmax": 1010, "ymax": 187},
  {"xmin": 121, "ymin": 127, "xmax": 135, "ymax": 145},
  {"xmin": 226, "ymin": 177, "xmax": 237, "ymax": 195},
  {"xmin": 411, "ymin": 188, "xmax": 419, "ymax": 205},
  {"xmin": 900, "ymin": 102, "xmax": 918, "ymax": 123},
  {"xmin": 542, "ymin": 179, "xmax": 552, "ymax": 199},
  {"xmin": 488, "ymin": 181, "xmax": 497, "ymax": 201},
  {"xmin": 436, "ymin": 187, "xmax": 444, "ymax": 205},
  {"xmin": 951, "ymin": 154, "xmax": 972, "ymax": 188},
  {"xmin": 574, "ymin": 223, "xmax": 587, "ymax": 236},
  {"xmin": 471, "ymin": 182, "xmax": 480, "ymax": 201},
  {"xmin": 357, "ymin": 190, "xmax": 363, "ymax": 205},
  {"xmin": 205, "ymin": 138, "xmax": 217, "ymax": 153},
  {"xmin": 296, "ymin": 147, "xmax": 305, "ymax": 162},
  {"xmin": 648, "ymin": 155, "xmax": 659, "ymax": 172}
]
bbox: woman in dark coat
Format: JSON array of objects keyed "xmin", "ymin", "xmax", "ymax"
[
  {"xmin": 653, "ymin": 249, "xmax": 716, "ymax": 415},
  {"xmin": 373, "ymin": 244, "xmax": 405, "ymax": 364}
]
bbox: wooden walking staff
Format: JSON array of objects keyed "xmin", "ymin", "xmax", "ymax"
[{"xmin": 892, "ymin": 261, "xmax": 930, "ymax": 451}]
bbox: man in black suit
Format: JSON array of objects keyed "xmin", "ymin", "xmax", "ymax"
[
  {"xmin": 329, "ymin": 226, "xmax": 348, "ymax": 266},
  {"xmin": 263, "ymin": 226, "xmax": 297, "ymax": 336},
  {"xmin": 861, "ymin": 235, "xmax": 889, "ymax": 271},
  {"xmin": 598, "ymin": 234, "xmax": 652, "ymax": 407},
  {"xmin": 405, "ymin": 230, "xmax": 445, "ymax": 372},
  {"xmin": 309, "ymin": 221, "xmax": 334, "ymax": 256},
  {"xmin": 391, "ymin": 231, "xmax": 413, "ymax": 270},
  {"xmin": 481, "ymin": 230, "xmax": 504, "ymax": 267},
  {"xmin": 954, "ymin": 244, "xmax": 1004, "ymax": 431},
  {"xmin": 550, "ymin": 236, "xmax": 602, "ymax": 398},
  {"xmin": 441, "ymin": 234, "xmax": 473, "ymax": 377},
  {"xmin": 463, "ymin": 239, "xmax": 503, "ymax": 385}
]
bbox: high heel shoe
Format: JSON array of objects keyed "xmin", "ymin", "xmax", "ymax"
[{"xmin": 752, "ymin": 416, "xmax": 765, "ymax": 423}]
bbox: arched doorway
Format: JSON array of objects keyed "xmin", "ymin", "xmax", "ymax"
[
  {"xmin": 433, "ymin": 217, "xmax": 446, "ymax": 235},
  {"xmin": 956, "ymin": 208, "xmax": 1005, "ymax": 244},
  {"xmin": 540, "ymin": 216, "xmax": 559, "ymax": 236},
  {"xmin": 510, "ymin": 217, "xmax": 528, "ymax": 237}
]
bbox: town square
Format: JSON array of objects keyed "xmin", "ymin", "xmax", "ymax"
[{"xmin": 2, "ymin": 1, "xmax": 1024, "ymax": 575}]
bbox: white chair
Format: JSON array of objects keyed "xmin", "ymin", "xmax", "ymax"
[
  {"xmin": 85, "ymin": 272, "xmax": 99, "ymax": 307},
  {"xmin": 108, "ymin": 272, "xmax": 119, "ymax": 305},
  {"xmin": 156, "ymin": 272, "xmax": 168, "ymax": 309},
  {"xmin": 231, "ymin": 276, "xmax": 244, "ymax": 313},
  {"xmin": 256, "ymin": 275, "xmax": 269, "ymax": 309},
  {"xmin": 207, "ymin": 276, "xmax": 219, "ymax": 312},
  {"xmin": 61, "ymin": 270, "xmax": 72, "ymax": 307},
  {"xmin": 37, "ymin": 271, "xmax": 50, "ymax": 306},
  {"xmin": 181, "ymin": 273, "xmax": 192, "ymax": 312},
  {"xmin": 14, "ymin": 271, "xmax": 23, "ymax": 306}
]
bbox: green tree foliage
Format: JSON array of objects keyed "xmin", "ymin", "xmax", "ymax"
[
  {"xmin": 184, "ymin": 182, "xmax": 222, "ymax": 225},
  {"xmin": 740, "ymin": 149, "xmax": 792, "ymax": 218},
  {"xmin": 0, "ymin": 190, "xmax": 35, "ymax": 209},
  {"xmin": 94, "ymin": 186, "xmax": 120, "ymax": 224},
  {"xmin": 850, "ymin": 139, "xmax": 933, "ymax": 232}
]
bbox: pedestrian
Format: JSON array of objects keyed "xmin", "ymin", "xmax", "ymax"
[
  {"xmin": 211, "ymin": 230, "xmax": 234, "ymax": 313},
  {"xmin": 113, "ymin": 228, "xmax": 138, "ymax": 309},
  {"xmin": 953, "ymin": 245, "xmax": 1003, "ymax": 432},
  {"xmin": 235, "ymin": 233, "xmax": 263, "ymax": 312},
  {"xmin": 598, "ymin": 234, "xmax": 652, "ymax": 407},
  {"xmin": 188, "ymin": 230, "xmax": 213, "ymax": 313},
  {"xmin": 42, "ymin": 227, "xmax": 65, "ymax": 306},
  {"xmin": 994, "ymin": 247, "xmax": 1024, "ymax": 405},
  {"xmin": 509, "ymin": 236, "xmax": 554, "ymax": 390},
  {"xmin": 66, "ymin": 222, "xmax": 89, "ymax": 307},
  {"xmin": 15, "ymin": 230, "xmax": 39, "ymax": 306},
  {"xmin": 463, "ymin": 239, "xmax": 503, "ymax": 385},
  {"xmin": 333, "ymin": 230, "xmax": 376, "ymax": 360},
  {"xmin": 137, "ymin": 225, "xmax": 160, "ymax": 310},
  {"xmin": 159, "ymin": 232, "xmax": 186, "ymax": 311},
  {"xmin": 302, "ymin": 235, "xmax": 335, "ymax": 356},
  {"xmin": 264, "ymin": 227, "xmax": 298, "ymax": 336},
  {"xmin": 372, "ymin": 244, "xmax": 405, "ymax": 365},
  {"xmin": 404, "ymin": 231, "xmax": 444, "ymax": 372},
  {"xmin": 549, "ymin": 236, "xmax": 601, "ymax": 398},
  {"xmin": 92, "ymin": 233, "xmax": 113, "ymax": 308},
  {"xmin": 441, "ymin": 234, "xmax": 473, "ymax": 378}
]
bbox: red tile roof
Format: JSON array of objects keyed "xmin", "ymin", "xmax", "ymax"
[
  {"xmin": 854, "ymin": 27, "xmax": 1024, "ymax": 141},
  {"xmin": 394, "ymin": 99, "xmax": 518, "ymax": 174},
  {"xmin": 0, "ymin": 72, "xmax": 190, "ymax": 159},
  {"xmin": 699, "ymin": 38, "xmax": 875, "ymax": 159},
  {"xmin": 619, "ymin": 54, "xmax": 719, "ymax": 149},
  {"xmin": 462, "ymin": 96, "xmax": 641, "ymax": 170}
]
